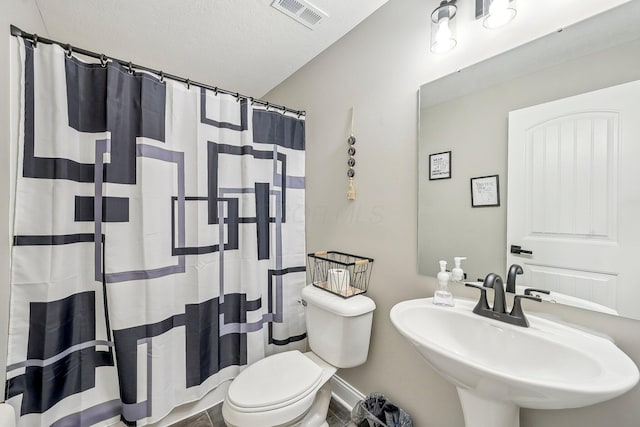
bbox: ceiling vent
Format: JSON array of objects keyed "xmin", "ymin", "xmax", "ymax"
[{"xmin": 271, "ymin": 0, "xmax": 329, "ymax": 30}]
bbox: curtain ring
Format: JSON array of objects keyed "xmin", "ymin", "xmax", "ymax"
[
  {"xmin": 100, "ymin": 54, "xmax": 108, "ymax": 68},
  {"xmin": 66, "ymin": 44, "xmax": 73, "ymax": 58},
  {"xmin": 127, "ymin": 62, "xmax": 134, "ymax": 74},
  {"xmin": 32, "ymin": 34, "xmax": 38, "ymax": 48},
  {"xmin": 159, "ymin": 71, "xmax": 164, "ymax": 82},
  {"xmin": 186, "ymin": 79, "xmax": 191, "ymax": 89}
]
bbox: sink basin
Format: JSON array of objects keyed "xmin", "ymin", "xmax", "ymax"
[{"xmin": 390, "ymin": 298, "xmax": 639, "ymax": 427}]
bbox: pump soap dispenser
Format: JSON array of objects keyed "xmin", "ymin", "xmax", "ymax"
[
  {"xmin": 434, "ymin": 260, "xmax": 455, "ymax": 306},
  {"xmin": 451, "ymin": 257, "xmax": 467, "ymax": 282}
]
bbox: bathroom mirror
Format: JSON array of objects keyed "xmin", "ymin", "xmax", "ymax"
[{"xmin": 417, "ymin": 1, "xmax": 640, "ymax": 320}]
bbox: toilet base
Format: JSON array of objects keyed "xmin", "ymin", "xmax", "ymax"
[{"xmin": 297, "ymin": 381, "xmax": 332, "ymax": 427}]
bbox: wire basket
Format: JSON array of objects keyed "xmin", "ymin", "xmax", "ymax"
[{"xmin": 307, "ymin": 251, "xmax": 374, "ymax": 298}]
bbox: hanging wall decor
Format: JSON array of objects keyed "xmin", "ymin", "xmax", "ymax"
[
  {"xmin": 429, "ymin": 151, "xmax": 452, "ymax": 180},
  {"xmin": 347, "ymin": 107, "xmax": 357, "ymax": 201},
  {"xmin": 470, "ymin": 174, "xmax": 500, "ymax": 207}
]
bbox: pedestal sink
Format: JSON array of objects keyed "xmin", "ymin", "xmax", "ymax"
[{"xmin": 390, "ymin": 298, "xmax": 639, "ymax": 427}]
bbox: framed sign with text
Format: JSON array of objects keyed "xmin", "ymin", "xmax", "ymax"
[
  {"xmin": 429, "ymin": 151, "xmax": 451, "ymax": 180},
  {"xmin": 471, "ymin": 174, "xmax": 500, "ymax": 207}
]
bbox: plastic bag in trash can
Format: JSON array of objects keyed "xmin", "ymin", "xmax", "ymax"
[{"xmin": 351, "ymin": 392, "xmax": 413, "ymax": 427}]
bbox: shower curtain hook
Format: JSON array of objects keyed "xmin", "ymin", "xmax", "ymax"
[
  {"xmin": 159, "ymin": 71, "xmax": 164, "ymax": 82},
  {"xmin": 100, "ymin": 54, "xmax": 108, "ymax": 68},
  {"xmin": 249, "ymin": 97, "xmax": 254, "ymax": 106},
  {"xmin": 235, "ymin": 92, "xmax": 240, "ymax": 102},
  {"xmin": 265, "ymin": 103, "xmax": 270, "ymax": 111},
  {"xmin": 127, "ymin": 62, "xmax": 133, "ymax": 74},
  {"xmin": 186, "ymin": 79, "xmax": 191, "ymax": 89},
  {"xmin": 213, "ymin": 87, "xmax": 219, "ymax": 96},
  {"xmin": 65, "ymin": 44, "xmax": 73, "ymax": 58},
  {"xmin": 32, "ymin": 34, "xmax": 38, "ymax": 48},
  {"xmin": 297, "ymin": 111, "xmax": 303, "ymax": 118}
]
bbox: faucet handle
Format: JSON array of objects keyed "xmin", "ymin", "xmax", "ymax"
[
  {"xmin": 510, "ymin": 294, "xmax": 542, "ymax": 327},
  {"xmin": 465, "ymin": 283, "xmax": 490, "ymax": 312},
  {"xmin": 524, "ymin": 288, "xmax": 550, "ymax": 296}
]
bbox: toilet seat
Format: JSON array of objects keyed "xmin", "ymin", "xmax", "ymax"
[
  {"xmin": 223, "ymin": 351, "xmax": 329, "ymax": 427},
  {"xmin": 227, "ymin": 350, "xmax": 323, "ymax": 411}
]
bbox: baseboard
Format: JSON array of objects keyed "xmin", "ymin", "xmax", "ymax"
[{"xmin": 330, "ymin": 374, "xmax": 365, "ymax": 411}]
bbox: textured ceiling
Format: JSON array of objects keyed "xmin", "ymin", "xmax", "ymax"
[
  {"xmin": 31, "ymin": 0, "xmax": 389, "ymax": 97},
  {"xmin": 24, "ymin": 0, "xmax": 632, "ymax": 102}
]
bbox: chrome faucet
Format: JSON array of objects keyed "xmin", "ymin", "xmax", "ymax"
[{"xmin": 466, "ymin": 273, "xmax": 541, "ymax": 327}]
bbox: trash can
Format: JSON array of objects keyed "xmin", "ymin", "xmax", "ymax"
[{"xmin": 351, "ymin": 392, "xmax": 413, "ymax": 427}]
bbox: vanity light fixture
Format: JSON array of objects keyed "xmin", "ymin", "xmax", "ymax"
[
  {"xmin": 430, "ymin": 0, "xmax": 458, "ymax": 54},
  {"xmin": 479, "ymin": 0, "xmax": 517, "ymax": 29}
]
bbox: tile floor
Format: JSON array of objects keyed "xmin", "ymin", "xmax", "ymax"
[{"xmin": 169, "ymin": 398, "xmax": 354, "ymax": 427}]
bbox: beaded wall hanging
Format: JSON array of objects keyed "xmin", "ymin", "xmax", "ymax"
[{"xmin": 347, "ymin": 107, "xmax": 357, "ymax": 201}]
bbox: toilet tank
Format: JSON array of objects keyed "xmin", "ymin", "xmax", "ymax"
[{"xmin": 301, "ymin": 285, "xmax": 376, "ymax": 368}]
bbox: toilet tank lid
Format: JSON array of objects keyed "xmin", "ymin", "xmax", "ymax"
[{"xmin": 301, "ymin": 285, "xmax": 376, "ymax": 316}]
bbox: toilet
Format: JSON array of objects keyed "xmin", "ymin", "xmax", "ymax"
[{"xmin": 222, "ymin": 284, "xmax": 376, "ymax": 427}]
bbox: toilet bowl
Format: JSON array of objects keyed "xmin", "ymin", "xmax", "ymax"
[
  {"xmin": 222, "ymin": 351, "xmax": 336, "ymax": 427},
  {"xmin": 222, "ymin": 285, "xmax": 376, "ymax": 427}
]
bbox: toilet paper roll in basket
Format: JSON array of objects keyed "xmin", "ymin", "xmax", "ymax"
[{"xmin": 327, "ymin": 268, "xmax": 350, "ymax": 291}]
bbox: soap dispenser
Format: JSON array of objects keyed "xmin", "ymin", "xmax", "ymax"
[
  {"xmin": 451, "ymin": 257, "xmax": 467, "ymax": 282},
  {"xmin": 434, "ymin": 260, "xmax": 455, "ymax": 306}
]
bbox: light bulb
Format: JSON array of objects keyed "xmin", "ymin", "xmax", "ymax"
[
  {"xmin": 430, "ymin": 0, "xmax": 457, "ymax": 54},
  {"xmin": 432, "ymin": 17, "xmax": 456, "ymax": 53},
  {"xmin": 489, "ymin": 0, "xmax": 509, "ymax": 15},
  {"xmin": 484, "ymin": 0, "xmax": 517, "ymax": 29},
  {"xmin": 435, "ymin": 17, "xmax": 452, "ymax": 44}
]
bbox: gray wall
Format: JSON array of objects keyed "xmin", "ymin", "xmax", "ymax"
[
  {"xmin": 418, "ymin": 38, "xmax": 640, "ymax": 281},
  {"xmin": 0, "ymin": 1, "xmax": 48, "ymax": 396},
  {"xmin": 266, "ymin": 1, "xmax": 640, "ymax": 426}
]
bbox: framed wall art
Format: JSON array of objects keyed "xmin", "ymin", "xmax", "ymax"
[
  {"xmin": 429, "ymin": 151, "xmax": 451, "ymax": 180},
  {"xmin": 470, "ymin": 174, "xmax": 500, "ymax": 207}
]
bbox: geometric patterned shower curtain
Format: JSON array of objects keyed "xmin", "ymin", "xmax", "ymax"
[{"xmin": 5, "ymin": 38, "xmax": 306, "ymax": 426}]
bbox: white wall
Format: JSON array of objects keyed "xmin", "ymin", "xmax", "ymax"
[
  {"xmin": 265, "ymin": 0, "xmax": 640, "ymax": 426},
  {"xmin": 0, "ymin": 0, "xmax": 48, "ymax": 398}
]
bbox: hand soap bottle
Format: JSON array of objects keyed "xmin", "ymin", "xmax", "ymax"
[
  {"xmin": 451, "ymin": 257, "xmax": 467, "ymax": 282},
  {"xmin": 434, "ymin": 260, "xmax": 454, "ymax": 306}
]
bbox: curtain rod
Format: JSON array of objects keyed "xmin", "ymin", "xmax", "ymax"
[{"xmin": 9, "ymin": 24, "xmax": 306, "ymax": 118}]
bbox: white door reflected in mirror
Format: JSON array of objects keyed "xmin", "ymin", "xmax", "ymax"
[{"xmin": 507, "ymin": 80, "xmax": 640, "ymax": 319}]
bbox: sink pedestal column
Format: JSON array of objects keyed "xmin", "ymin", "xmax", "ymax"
[{"xmin": 457, "ymin": 388, "xmax": 520, "ymax": 427}]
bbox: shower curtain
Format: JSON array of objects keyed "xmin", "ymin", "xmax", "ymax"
[{"xmin": 5, "ymin": 38, "xmax": 307, "ymax": 426}]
